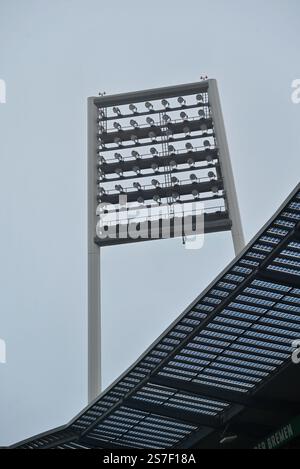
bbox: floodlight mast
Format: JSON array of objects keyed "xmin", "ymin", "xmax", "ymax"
[
  {"xmin": 87, "ymin": 79, "xmax": 245, "ymax": 403},
  {"xmin": 207, "ymin": 80, "xmax": 245, "ymax": 255},
  {"xmin": 88, "ymin": 97, "xmax": 101, "ymax": 403}
]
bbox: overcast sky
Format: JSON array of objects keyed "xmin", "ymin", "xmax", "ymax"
[{"xmin": 0, "ymin": 0, "xmax": 299, "ymax": 446}]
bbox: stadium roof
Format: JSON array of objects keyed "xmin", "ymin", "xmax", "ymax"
[{"xmin": 11, "ymin": 183, "xmax": 300, "ymax": 449}]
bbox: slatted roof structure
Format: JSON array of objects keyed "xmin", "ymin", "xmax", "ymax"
[{"xmin": 11, "ymin": 183, "xmax": 300, "ymax": 449}]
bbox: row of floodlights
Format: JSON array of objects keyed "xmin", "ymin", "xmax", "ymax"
[
  {"xmin": 98, "ymin": 94, "xmax": 206, "ymax": 119},
  {"xmin": 98, "ymin": 123, "xmax": 210, "ymax": 147},
  {"xmin": 100, "ymin": 109, "xmax": 207, "ymax": 134},
  {"xmin": 99, "ymin": 175, "xmax": 219, "ymax": 204},
  {"xmin": 98, "ymin": 141, "xmax": 214, "ymax": 166}
]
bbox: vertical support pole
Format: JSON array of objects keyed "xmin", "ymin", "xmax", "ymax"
[
  {"xmin": 88, "ymin": 97, "xmax": 101, "ymax": 402},
  {"xmin": 208, "ymin": 79, "xmax": 246, "ymax": 255}
]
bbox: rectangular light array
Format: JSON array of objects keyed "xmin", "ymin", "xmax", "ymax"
[{"xmin": 94, "ymin": 82, "xmax": 232, "ymax": 246}]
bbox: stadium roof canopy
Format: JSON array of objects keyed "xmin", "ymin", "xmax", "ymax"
[{"xmin": 11, "ymin": 183, "xmax": 300, "ymax": 449}]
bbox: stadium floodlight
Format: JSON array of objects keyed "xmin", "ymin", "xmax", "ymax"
[
  {"xmin": 151, "ymin": 163, "xmax": 159, "ymax": 173},
  {"xmin": 115, "ymin": 184, "xmax": 124, "ymax": 193},
  {"xmin": 161, "ymin": 99, "xmax": 170, "ymax": 108},
  {"xmin": 98, "ymin": 187, "xmax": 106, "ymax": 196},
  {"xmin": 208, "ymin": 171, "xmax": 216, "ymax": 180},
  {"xmin": 204, "ymin": 139, "xmax": 211, "ymax": 147},
  {"xmin": 98, "ymin": 155, "xmax": 106, "ymax": 164},
  {"xmin": 115, "ymin": 168, "xmax": 124, "ymax": 177},
  {"xmin": 114, "ymin": 137, "xmax": 122, "ymax": 146},
  {"xmin": 113, "ymin": 122, "xmax": 122, "ymax": 131},
  {"xmin": 137, "ymin": 196, "xmax": 144, "ymax": 204},
  {"xmin": 133, "ymin": 182, "xmax": 142, "ymax": 191},
  {"xmin": 149, "ymin": 131, "xmax": 157, "ymax": 142},
  {"xmin": 153, "ymin": 194, "xmax": 161, "ymax": 204},
  {"xmin": 132, "ymin": 150, "xmax": 141, "ymax": 159},
  {"xmin": 131, "ymin": 134, "xmax": 139, "ymax": 144},
  {"xmin": 169, "ymin": 160, "xmax": 177, "ymax": 170},
  {"xmin": 145, "ymin": 101, "xmax": 153, "ymax": 111},
  {"xmin": 180, "ymin": 111, "xmax": 188, "ymax": 121},
  {"xmin": 192, "ymin": 188, "xmax": 199, "ymax": 199},
  {"xmin": 152, "ymin": 179, "xmax": 160, "ymax": 188},
  {"xmin": 187, "ymin": 158, "xmax": 195, "ymax": 168},
  {"xmin": 183, "ymin": 126, "xmax": 191, "ymax": 137},
  {"xmin": 171, "ymin": 176, "xmax": 179, "ymax": 184},
  {"xmin": 113, "ymin": 106, "xmax": 121, "ymax": 116},
  {"xmin": 163, "ymin": 114, "xmax": 171, "ymax": 123},
  {"xmin": 146, "ymin": 116, "xmax": 155, "ymax": 126},
  {"xmin": 186, "ymin": 142, "xmax": 194, "ymax": 152},
  {"xmin": 129, "ymin": 104, "xmax": 138, "ymax": 113},
  {"xmin": 114, "ymin": 152, "xmax": 123, "ymax": 162},
  {"xmin": 178, "ymin": 96, "xmax": 186, "ymax": 106},
  {"xmin": 130, "ymin": 119, "xmax": 139, "ymax": 128},
  {"xmin": 132, "ymin": 165, "xmax": 141, "ymax": 175},
  {"xmin": 165, "ymin": 129, "xmax": 174, "ymax": 140},
  {"xmin": 88, "ymin": 79, "xmax": 246, "ymax": 402}
]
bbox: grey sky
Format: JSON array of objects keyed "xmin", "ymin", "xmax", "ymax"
[{"xmin": 0, "ymin": 0, "xmax": 299, "ymax": 446}]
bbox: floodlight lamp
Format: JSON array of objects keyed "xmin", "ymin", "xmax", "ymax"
[
  {"xmin": 165, "ymin": 129, "xmax": 174, "ymax": 140},
  {"xmin": 169, "ymin": 160, "xmax": 177, "ymax": 170},
  {"xmin": 132, "ymin": 165, "xmax": 141, "ymax": 175},
  {"xmin": 130, "ymin": 119, "xmax": 139, "ymax": 128},
  {"xmin": 129, "ymin": 104, "xmax": 138, "ymax": 114},
  {"xmin": 151, "ymin": 163, "xmax": 159, "ymax": 173},
  {"xmin": 161, "ymin": 99, "xmax": 170, "ymax": 109},
  {"xmin": 133, "ymin": 182, "xmax": 142, "ymax": 191},
  {"xmin": 178, "ymin": 97, "xmax": 186, "ymax": 106},
  {"xmin": 150, "ymin": 147, "xmax": 158, "ymax": 156},
  {"xmin": 201, "ymin": 123, "xmax": 208, "ymax": 131},
  {"xmin": 146, "ymin": 117, "xmax": 155, "ymax": 126},
  {"xmin": 183, "ymin": 126, "xmax": 191, "ymax": 137},
  {"xmin": 115, "ymin": 168, "xmax": 124, "ymax": 177},
  {"xmin": 171, "ymin": 176, "xmax": 179, "ymax": 184},
  {"xmin": 196, "ymin": 94, "xmax": 203, "ymax": 102},
  {"xmin": 114, "ymin": 152, "xmax": 123, "ymax": 162},
  {"xmin": 180, "ymin": 111, "xmax": 188, "ymax": 121},
  {"xmin": 192, "ymin": 189, "xmax": 199, "ymax": 199},
  {"xmin": 152, "ymin": 179, "xmax": 160, "ymax": 188},
  {"xmin": 186, "ymin": 142, "xmax": 194, "ymax": 152},
  {"xmin": 132, "ymin": 150, "xmax": 141, "ymax": 159},
  {"xmin": 172, "ymin": 192, "xmax": 180, "ymax": 201},
  {"xmin": 115, "ymin": 184, "xmax": 124, "ymax": 193},
  {"xmin": 145, "ymin": 101, "xmax": 154, "ymax": 111},
  {"xmin": 187, "ymin": 158, "xmax": 195, "ymax": 168},
  {"xmin": 206, "ymin": 153, "xmax": 214, "ymax": 163},
  {"xmin": 208, "ymin": 171, "xmax": 216, "ymax": 180},
  {"xmin": 137, "ymin": 196, "xmax": 145, "ymax": 204},
  {"xmin": 198, "ymin": 109, "xmax": 205, "ymax": 118},
  {"xmin": 163, "ymin": 114, "xmax": 171, "ymax": 123},
  {"xmin": 131, "ymin": 134, "xmax": 139, "ymax": 144},
  {"xmin": 99, "ymin": 187, "xmax": 106, "ymax": 196},
  {"xmin": 99, "ymin": 125, "xmax": 106, "ymax": 133},
  {"xmin": 114, "ymin": 137, "xmax": 122, "ymax": 146},
  {"xmin": 113, "ymin": 107, "xmax": 121, "ymax": 116},
  {"xmin": 98, "ymin": 109, "xmax": 106, "ymax": 119},
  {"xmin": 203, "ymin": 140, "xmax": 211, "ymax": 147},
  {"xmin": 98, "ymin": 155, "xmax": 106, "ymax": 165},
  {"xmin": 168, "ymin": 145, "xmax": 176, "ymax": 154},
  {"xmin": 190, "ymin": 174, "xmax": 197, "ymax": 182},
  {"xmin": 153, "ymin": 194, "xmax": 161, "ymax": 204},
  {"xmin": 149, "ymin": 131, "xmax": 157, "ymax": 142},
  {"xmin": 212, "ymin": 185, "xmax": 219, "ymax": 194},
  {"xmin": 113, "ymin": 122, "xmax": 122, "ymax": 131}
]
